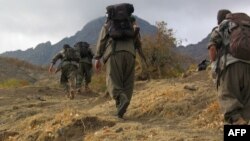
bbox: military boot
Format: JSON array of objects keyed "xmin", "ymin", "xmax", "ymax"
[
  {"xmin": 232, "ymin": 117, "xmax": 248, "ymax": 125},
  {"xmin": 115, "ymin": 97, "xmax": 120, "ymax": 108},
  {"xmin": 85, "ymin": 85, "xmax": 90, "ymax": 92},
  {"xmin": 69, "ymin": 90, "xmax": 75, "ymax": 100},
  {"xmin": 117, "ymin": 94, "xmax": 129, "ymax": 118},
  {"xmin": 76, "ymin": 88, "xmax": 81, "ymax": 95}
]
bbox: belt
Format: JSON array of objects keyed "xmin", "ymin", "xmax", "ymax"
[{"xmin": 62, "ymin": 61, "xmax": 78, "ymax": 67}]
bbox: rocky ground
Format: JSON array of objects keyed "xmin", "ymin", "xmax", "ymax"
[{"xmin": 0, "ymin": 69, "xmax": 224, "ymax": 141}]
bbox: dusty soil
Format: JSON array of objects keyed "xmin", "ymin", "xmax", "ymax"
[{"xmin": 0, "ymin": 70, "xmax": 224, "ymax": 141}]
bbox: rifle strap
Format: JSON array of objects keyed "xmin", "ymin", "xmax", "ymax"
[
  {"xmin": 216, "ymin": 44, "xmax": 229, "ymax": 89},
  {"xmin": 111, "ymin": 40, "xmax": 117, "ymax": 55}
]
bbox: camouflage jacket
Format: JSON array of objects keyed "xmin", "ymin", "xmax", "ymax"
[{"xmin": 51, "ymin": 49, "xmax": 78, "ymax": 67}]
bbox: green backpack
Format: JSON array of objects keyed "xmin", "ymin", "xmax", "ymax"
[{"xmin": 63, "ymin": 47, "xmax": 78, "ymax": 61}]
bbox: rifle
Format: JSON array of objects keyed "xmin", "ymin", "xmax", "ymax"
[
  {"xmin": 137, "ymin": 47, "xmax": 148, "ymax": 67},
  {"xmin": 134, "ymin": 27, "xmax": 149, "ymax": 67}
]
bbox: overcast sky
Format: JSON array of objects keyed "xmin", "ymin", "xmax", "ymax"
[{"xmin": 0, "ymin": 0, "xmax": 249, "ymax": 53}]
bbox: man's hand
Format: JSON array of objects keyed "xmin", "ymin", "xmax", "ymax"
[
  {"xmin": 48, "ymin": 64, "xmax": 54, "ymax": 73},
  {"xmin": 95, "ymin": 59, "xmax": 102, "ymax": 73}
]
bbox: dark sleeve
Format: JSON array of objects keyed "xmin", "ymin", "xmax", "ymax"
[
  {"xmin": 134, "ymin": 35, "xmax": 142, "ymax": 50},
  {"xmin": 94, "ymin": 26, "xmax": 109, "ymax": 59},
  {"xmin": 51, "ymin": 52, "xmax": 63, "ymax": 65},
  {"xmin": 134, "ymin": 31, "xmax": 147, "ymax": 62},
  {"xmin": 134, "ymin": 27, "xmax": 142, "ymax": 50},
  {"xmin": 89, "ymin": 49, "xmax": 94, "ymax": 59}
]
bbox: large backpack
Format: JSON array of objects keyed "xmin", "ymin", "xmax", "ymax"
[
  {"xmin": 63, "ymin": 47, "xmax": 78, "ymax": 61},
  {"xmin": 106, "ymin": 3, "xmax": 135, "ymax": 40},
  {"xmin": 226, "ymin": 13, "xmax": 250, "ymax": 60},
  {"xmin": 80, "ymin": 46, "xmax": 93, "ymax": 59}
]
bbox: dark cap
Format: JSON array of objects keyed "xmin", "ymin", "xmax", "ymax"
[
  {"xmin": 74, "ymin": 41, "xmax": 89, "ymax": 48},
  {"xmin": 81, "ymin": 41, "xmax": 89, "ymax": 47},
  {"xmin": 63, "ymin": 44, "xmax": 70, "ymax": 49}
]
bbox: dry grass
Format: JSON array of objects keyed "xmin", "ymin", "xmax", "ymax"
[
  {"xmin": 0, "ymin": 79, "xmax": 30, "ymax": 88},
  {"xmin": 0, "ymin": 66, "xmax": 223, "ymax": 141},
  {"xmin": 85, "ymin": 71, "xmax": 223, "ymax": 140},
  {"xmin": 0, "ymin": 57, "xmax": 47, "ymax": 85},
  {"xmin": 90, "ymin": 71, "xmax": 106, "ymax": 93},
  {"xmin": 192, "ymin": 101, "xmax": 224, "ymax": 130},
  {"xmin": 0, "ymin": 57, "xmax": 45, "ymax": 71},
  {"xmin": 128, "ymin": 82, "xmax": 202, "ymax": 119}
]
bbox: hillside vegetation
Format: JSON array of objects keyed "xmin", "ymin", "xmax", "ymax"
[
  {"xmin": 0, "ymin": 19, "xmax": 221, "ymax": 141},
  {"xmin": 0, "ymin": 57, "xmax": 46, "ymax": 88},
  {"xmin": 0, "ymin": 68, "xmax": 223, "ymax": 141}
]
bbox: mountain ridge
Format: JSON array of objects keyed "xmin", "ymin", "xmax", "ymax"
[
  {"xmin": 175, "ymin": 35, "xmax": 210, "ymax": 63},
  {"xmin": 0, "ymin": 16, "xmax": 157, "ymax": 65},
  {"xmin": 1, "ymin": 16, "xmax": 211, "ymax": 65}
]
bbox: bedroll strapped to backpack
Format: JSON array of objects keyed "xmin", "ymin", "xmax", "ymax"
[
  {"xmin": 226, "ymin": 13, "xmax": 250, "ymax": 60},
  {"xmin": 106, "ymin": 3, "xmax": 134, "ymax": 20},
  {"xmin": 106, "ymin": 3, "xmax": 135, "ymax": 40}
]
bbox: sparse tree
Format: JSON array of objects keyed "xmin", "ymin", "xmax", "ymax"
[{"xmin": 141, "ymin": 21, "xmax": 181, "ymax": 78}]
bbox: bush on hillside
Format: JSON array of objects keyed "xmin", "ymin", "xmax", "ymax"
[{"xmin": 138, "ymin": 21, "xmax": 185, "ymax": 79}]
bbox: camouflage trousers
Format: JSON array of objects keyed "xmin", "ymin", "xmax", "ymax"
[
  {"xmin": 218, "ymin": 62, "xmax": 250, "ymax": 123},
  {"xmin": 76, "ymin": 62, "xmax": 92, "ymax": 89},
  {"xmin": 106, "ymin": 51, "xmax": 135, "ymax": 117},
  {"xmin": 60, "ymin": 64, "xmax": 78, "ymax": 98}
]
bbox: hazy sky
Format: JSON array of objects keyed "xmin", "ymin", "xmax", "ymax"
[{"xmin": 0, "ymin": 0, "xmax": 249, "ymax": 53}]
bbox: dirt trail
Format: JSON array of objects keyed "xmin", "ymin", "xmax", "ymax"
[{"xmin": 0, "ymin": 70, "xmax": 223, "ymax": 141}]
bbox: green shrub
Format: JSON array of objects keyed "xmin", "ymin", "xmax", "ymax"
[{"xmin": 138, "ymin": 21, "xmax": 185, "ymax": 79}]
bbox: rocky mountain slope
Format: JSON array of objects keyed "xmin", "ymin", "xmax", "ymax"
[
  {"xmin": 0, "ymin": 57, "xmax": 45, "ymax": 84},
  {"xmin": 0, "ymin": 16, "xmax": 157, "ymax": 66},
  {"xmin": 175, "ymin": 35, "xmax": 210, "ymax": 63},
  {"xmin": 1, "ymin": 15, "xmax": 212, "ymax": 66}
]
